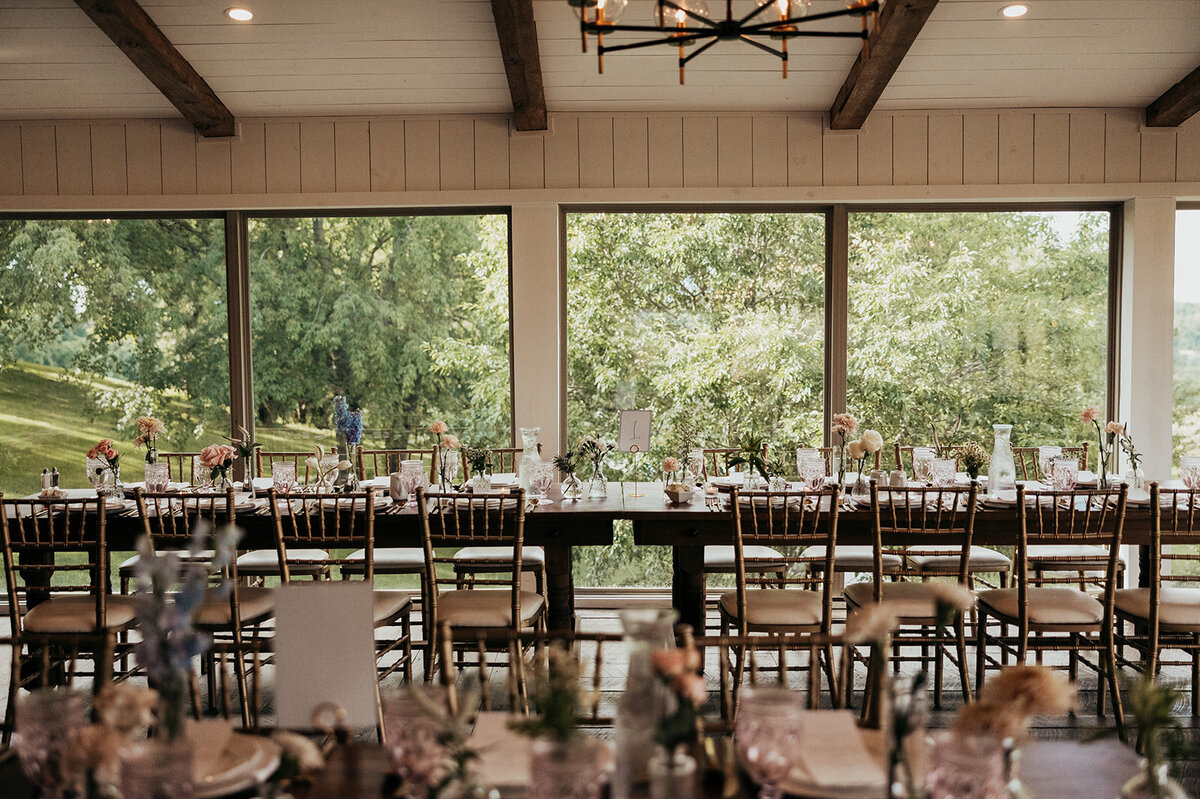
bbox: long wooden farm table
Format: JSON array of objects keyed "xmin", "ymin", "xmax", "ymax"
[{"xmin": 27, "ymin": 483, "xmax": 1156, "ymax": 635}]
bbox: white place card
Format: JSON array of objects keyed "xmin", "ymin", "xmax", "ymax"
[
  {"xmin": 273, "ymin": 580, "xmax": 379, "ymax": 729},
  {"xmin": 618, "ymin": 409, "xmax": 652, "ymax": 453}
]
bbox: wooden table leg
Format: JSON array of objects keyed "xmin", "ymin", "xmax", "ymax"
[
  {"xmin": 673, "ymin": 544, "xmax": 706, "ymax": 637},
  {"xmin": 545, "ymin": 544, "xmax": 575, "ymax": 632}
]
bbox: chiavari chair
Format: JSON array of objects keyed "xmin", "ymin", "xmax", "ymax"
[
  {"xmin": 453, "ymin": 444, "xmax": 546, "ymax": 595},
  {"xmin": 846, "ymin": 483, "xmax": 979, "ymax": 708},
  {"xmin": 255, "ymin": 450, "xmax": 319, "ymax": 483},
  {"xmin": 1, "ymin": 495, "xmax": 132, "ymax": 743},
  {"xmin": 975, "ymin": 483, "xmax": 1128, "ymax": 728},
  {"xmin": 1012, "ymin": 443, "xmax": 1091, "ymax": 480},
  {"xmin": 357, "ymin": 447, "xmax": 439, "ymax": 484},
  {"xmin": 893, "ymin": 443, "xmax": 973, "ymax": 475},
  {"xmin": 158, "ymin": 451, "xmax": 200, "ymax": 484},
  {"xmin": 133, "ymin": 487, "xmax": 272, "ymax": 727},
  {"xmin": 416, "ymin": 487, "xmax": 545, "ymax": 698},
  {"xmin": 1114, "ymin": 483, "xmax": 1200, "ymax": 714},
  {"xmin": 719, "ymin": 485, "xmax": 842, "ymax": 703},
  {"xmin": 267, "ymin": 489, "xmax": 414, "ymax": 687}
]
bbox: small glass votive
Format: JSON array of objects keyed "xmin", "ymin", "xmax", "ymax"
[
  {"xmin": 912, "ymin": 447, "xmax": 936, "ymax": 482},
  {"xmin": 272, "ymin": 460, "xmax": 297, "ymax": 494},
  {"xmin": 144, "ymin": 462, "xmax": 170, "ymax": 492},
  {"xmin": 1181, "ymin": 456, "xmax": 1200, "ymax": 490},
  {"xmin": 800, "ymin": 457, "xmax": 826, "ymax": 491},
  {"xmin": 927, "ymin": 731, "xmax": 1006, "ymax": 799},
  {"xmin": 1052, "ymin": 457, "xmax": 1079, "ymax": 491},
  {"xmin": 931, "ymin": 457, "xmax": 956, "ymax": 487},
  {"xmin": 1037, "ymin": 446, "xmax": 1062, "ymax": 484}
]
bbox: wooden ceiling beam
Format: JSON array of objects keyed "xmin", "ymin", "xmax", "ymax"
[
  {"xmin": 73, "ymin": 0, "xmax": 235, "ymax": 137},
  {"xmin": 828, "ymin": 0, "xmax": 938, "ymax": 131},
  {"xmin": 1146, "ymin": 63, "xmax": 1200, "ymax": 128},
  {"xmin": 491, "ymin": 0, "xmax": 548, "ymax": 132}
]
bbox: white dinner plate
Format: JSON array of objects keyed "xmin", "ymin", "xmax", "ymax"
[{"xmin": 195, "ymin": 733, "xmax": 282, "ymax": 799}]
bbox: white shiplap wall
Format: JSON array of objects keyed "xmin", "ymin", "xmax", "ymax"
[{"xmin": 1, "ymin": 109, "xmax": 1199, "ymax": 206}]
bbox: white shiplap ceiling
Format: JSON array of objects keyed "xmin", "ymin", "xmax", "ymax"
[{"xmin": 0, "ymin": 0, "xmax": 1197, "ymax": 119}]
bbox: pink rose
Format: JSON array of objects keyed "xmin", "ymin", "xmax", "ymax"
[
  {"xmin": 1105, "ymin": 421, "xmax": 1125, "ymax": 436},
  {"xmin": 199, "ymin": 444, "xmax": 237, "ymax": 469},
  {"xmin": 674, "ymin": 673, "xmax": 708, "ymax": 708},
  {"xmin": 430, "ymin": 421, "xmax": 449, "ymax": 434},
  {"xmin": 442, "ymin": 434, "xmax": 460, "ymax": 449},
  {"xmin": 662, "ymin": 456, "xmax": 680, "ymax": 472},
  {"xmin": 1081, "ymin": 407, "xmax": 1101, "ymax": 424},
  {"xmin": 651, "ymin": 647, "xmax": 701, "ymax": 679}
]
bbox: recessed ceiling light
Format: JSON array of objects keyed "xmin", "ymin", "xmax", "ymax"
[
  {"xmin": 1000, "ymin": 4, "xmax": 1028, "ymax": 17},
  {"xmin": 225, "ymin": 7, "xmax": 253, "ymax": 21}
]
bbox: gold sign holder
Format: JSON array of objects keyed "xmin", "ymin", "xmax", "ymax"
[{"xmin": 627, "ymin": 444, "xmax": 645, "ymax": 498}]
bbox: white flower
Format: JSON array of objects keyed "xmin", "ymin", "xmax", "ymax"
[
  {"xmin": 847, "ymin": 440, "xmax": 866, "ymax": 460},
  {"xmin": 860, "ymin": 429, "xmax": 884, "ymax": 454}
]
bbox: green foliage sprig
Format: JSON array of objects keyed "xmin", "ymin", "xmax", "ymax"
[
  {"xmin": 508, "ymin": 645, "xmax": 597, "ymax": 744},
  {"xmin": 462, "ymin": 446, "xmax": 492, "ymax": 475},
  {"xmin": 1093, "ymin": 671, "xmax": 1196, "ymax": 795},
  {"xmin": 726, "ymin": 434, "xmax": 769, "ymax": 481},
  {"xmin": 579, "ymin": 436, "xmax": 615, "ymax": 468},
  {"xmin": 552, "ymin": 449, "xmax": 580, "ymax": 478},
  {"xmin": 959, "ymin": 441, "xmax": 988, "ymax": 480}
]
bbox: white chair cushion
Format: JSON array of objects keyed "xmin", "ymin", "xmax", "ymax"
[
  {"xmin": 977, "ymin": 587, "xmax": 1103, "ymax": 631},
  {"xmin": 436, "ymin": 590, "xmax": 545, "ymax": 628},
  {"xmin": 1114, "ymin": 587, "xmax": 1200, "ymax": 632},
  {"xmin": 23, "ymin": 595, "xmax": 137, "ymax": 634},
  {"xmin": 718, "ymin": 589, "xmax": 825, "ymax": 629},
  {"xmin": 907, "ymin": 546, "xmax": 1012, "ymax": 573},
  {"xmin": 1026, "ymin": 545, "xmax": 1124, "ymax": 571},
  {"xmin": 373, "ymin": 590, "xmax": 413, "ymax": 625},
  {"xmin": 703, "ymin": 545, "xmax": 785, "ymax": 570},
  {"xmin": 193, "ymin": 587, "xmax": 274, "ymax": 628},
  {"xmin": 236, "ymin": 548, "xmax": 328, "ymax": 575},
  {"xmin": 802, "ymin": 546, "xmax": 902, "ymax": 573},
  {"xmin": 844, "ymin": 580, "xmax": 974, "ymax": 623},
  {"xmin": 452, "ymin": 546, "xmax": 546, "ymax": 565},
  {"xmin": 342, "ymin": 547, "xmax": 425, "ymax": 573}
]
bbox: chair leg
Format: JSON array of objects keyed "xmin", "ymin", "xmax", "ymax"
[
  {"xmin": 955, "ymin": 618, "xmax": 972, "ymax": 704},
  {"xmin": 403, "ymin": 611, "xmax": 414, "ymax": 684},
  {"xmin": 821, "ymin": 644, "xmax": 839, "ymax": 707},
  {"xmin": 3, "ymin": 645, "xmax": 22, "ymax": 745},
  {"xmin": 1103, "ymin": 632, "xmax": 1125, "ymax": 738},
  {"xmin": 975, "ymin": 609, "xmax": 988, "ymax": 698}
]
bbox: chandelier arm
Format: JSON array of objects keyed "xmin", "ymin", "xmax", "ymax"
[
  {"xmin": 582, "ymin": 22, "xmax": 715, "ymax": 34},
  {"xmin": 739, "ymin": 0, "xmax": 879, "ymax": 33},
  {"xmin": 679, "ymin": 37, "xmax": 721, "ymax": 66},
  {"xmin": 757, "ymin": 30, "xmax": 870, "ymax": 37},
  {"xmin": 737, "ymin": 35, "xmax": 786, "ymax": 60},
  {"xmin": 599, "ymin": 34, "xmax": 708, "ymax": 54}
]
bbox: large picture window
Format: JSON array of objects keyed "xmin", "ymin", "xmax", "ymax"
[
  {"xmin": 846, "ymin": 210, "xmax": 1113, "ymax": 456},
  {"xmin": 1173, "ymin": 208, "xmax": 1200, "ymax": 467},
  {"xmin": 0, "ymin": 217, "xmax": 228, "ymax": 494},
  {"xmin": 247, "ymin": 213, "xmax": 512, "ymax": 454},
  {"xmin": 566, "ymin": 210, "xmax": 827, "ymax": 586}
]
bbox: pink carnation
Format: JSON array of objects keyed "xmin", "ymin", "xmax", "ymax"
[
  {"xmin": 1081, "ymin": 407, "xmax": 1101, "ymax": 424},
  {"xmin": 442, "ymin": 434, "xmax": 460, "ymax": 449},
  {"xmin": 674, "ymin": 673, "xmax": 708, "ymax": 708},
  {"xmin": 651, "ymin": 647, "xmax": 701, "ymax": 679},
  {"xmin": 430, "ymin": 421, "xmax": 448, "ymax": 434},
  {"xmin": 832, "ymin": 413, "xmax": 858, "ymax": 436},
  {"xmin": 198, "ymin": 444, "xmax": 237, "ymax": 469}
]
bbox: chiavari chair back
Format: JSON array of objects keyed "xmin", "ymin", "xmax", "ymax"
[
  {"xmin": 975, "ymin": 483, "xmax": 1128, "ymax": 727},
  {"xmin": 255, "ymin": 451, "xmax": 318, "ymax": 484},
  {"xmin": 1012, "ymin": 443, "xmax": 1090, "ymax": 480},
  {"xmin": 1, "ymin": 495, "xmax": 130, "ymax": 742},
  {"xmin": 416, "ymin": 487, "xmax": 543, "ymax": 690},
  {"xmin": 461, "ymin": 445, "xmax": 540, "ymax": 480},
  {"xmin": 158, "ymin": 452, "xmax": 200, "ymax": 484},
  {"xmin": 358, "ymin": 448, "xmax": 439, "ymax": 483},
  {"xmin": 893, "ymin": 444, "xmax": 971, "ymax": 475}
]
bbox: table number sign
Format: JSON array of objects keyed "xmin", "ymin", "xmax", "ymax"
[
  {"xmin": 618, "ymin": 409, "xmax": 652, "ymax": 453},
  {"xmin": 274, "ymin": 581, "xmax": 379, "ymax": 729}
]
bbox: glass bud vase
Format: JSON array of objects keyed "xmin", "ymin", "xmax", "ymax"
[
  {"xmin": 612, "ymin": 608, "xmax": 678, "ymax": 799},
  {"xmin": 589, "ymin": 463, "xmax": 607, "ymax": 499},
  {"xmin": 648, "ymin": 746, "xmax": 698, "ymax": 799},
  {"xmin": 104, "ymin": 466, "xmax": 123, "ymax": 500},
  {"xmin": 518, "ymin": 426, "xmax": 541, "ymax": 492},
  {"xmin": 562, "ymin": 473, "xmax": 583, "ymax": 500},
  {"xmin": 1125, "ymin": 466, "xmax": 1146, "ymax": 490},
  {"xmin": 120, "ymin": 738, "xmax": 195, "ymax": 799},
  {"xmin": 529, "ymin": 738, "xmax": 604, "ymax": 799},
  {"xmin": 987, "ymin": 424, "xmax": 1016, "ymax": 495},
  {"xmin": 1120, "ymin": 759, "xmax": 1189, "ymax": 799}
]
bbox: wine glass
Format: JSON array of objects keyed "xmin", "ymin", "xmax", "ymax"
[
  {"xmin": 144, "ymin": 462, "xmax": 170, "ymax": 492},
  {"xmin": 1037, "ymin": 446, "xmax": 1062, "ymax": 486},
  {"xmin": 531, "ymin": 459, "xmax": 554, "ymax": 499},
  {"xmin": 1052, "ymin": 457, "xmax": 1079, "ymax": 491},
  {"xmin": 13, "ymin": 688, "xmax": 87, "ymax": 799},
  {"xmin": 912, "ymin": 447, "xmax": 935, "ymax": 483},
  {"xmin": 735, "ymin": 686, "xmax": 803, "ymax": 799},
  {"xmin": 795, "ymin": 448, "xmax": 818, "ymax": 476},
  {"xmin": 272, "ymin": 461, "xmax": 297, "ymax": 494},
  {"xmin": 441, "ymin": 450, "xmax": 460, "ymax": 486},
  {"xmin": 799, "ymin": 457, "xmax": 826, "ymax": 491},
  {"xmin": 931, "ymin": 458, "xmax": 956, "ymax": 488},
  {"xmin": 1181, "ymin": 456, "xmax": 1200, "ymax": 490}
]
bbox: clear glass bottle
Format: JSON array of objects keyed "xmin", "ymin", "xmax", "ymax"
[
  {"xmin": 987, "ymin": 424, "xmax": 1016, "ymax": 495},
  {"xmin": 518, "ymin": 426, "xmax": 541, "ymax": 492},
  {"xmin": 611, "ymin": 608, "xmax": 678, "ymax": 799}
]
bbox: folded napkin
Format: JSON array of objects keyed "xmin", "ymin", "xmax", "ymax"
[
  {"xmin": 468, "ymin": 712, "xmax": 533, "ymax": 792},
  {"xmin": 792, "ymin": 710, "xmax": 886, "ymax": 789}
]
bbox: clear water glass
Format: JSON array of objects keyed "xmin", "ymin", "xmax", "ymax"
[
  {"xmin": 1037, "ymin": 446, "xmax": 1062, "ymax": 484},
  {"xmin": 686, "ymin": 449, "xmax": 705, "ymax": 483},
  {"xmin": 927, "ymin": 731, "xmax": 1006, "ymax": 799},
  {"xmin": 85, "ymin": 457, "xmax": 107, "ymax": 490},
  {"xmin": 1181, "ymin": 456, "xmax": 1200, "ymax": 490},
  {"xmin": 912, "ymin": 447, "xmax": 935, "ymax": 483},
  {"xmin": 144, "ymin": 462, "xmax": 170, "ymax": 492},
  {"xmin": 441, "ymin": 449, "xmax": 460, "ymax": 486},
  {"xmin": 795, "ymin": 448, "xmax": 819, "ymax": 475},
  {"xmin": 931, "ymin": 457, "xmax": 956, "ymax": 487},
  {"xmin": 400, "ymin": 459, "xmax": 427, "ymax": 505},
  {"xmin": 13, "ymin": 688, "xmax": 87, "ymax": 799},
  {"xmin": 531, "ymin": 459, "xmax": 554, "ymax": 498},
  {"xmin": 735, "ymin": 686, "xmax": 803, "ymax": 799},
  {"xmin": 800, "ymin": 457, "xmax": 826, "ymax": 491},
  {"xmin": 1052, "ymin": 457, "xmax": 1079, "ymax": 491},
  {"xmin": 272, "ymin": 460, "xmax": 297, "ymax": 494}
]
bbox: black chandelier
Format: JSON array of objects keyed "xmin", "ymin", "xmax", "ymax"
[{"xmin": 570, "ymin": 0, "xmax": 881, "ymax": 84}]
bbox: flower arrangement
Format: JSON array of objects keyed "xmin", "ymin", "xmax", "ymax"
[
  {"xmin": 650, "ymin": 645, "xmax": 706, "ymax": 754},
  {"xmin": 552, "ymin": 447, "xmax": 583, "ymax": 499},
  {"xmin": 1082, "ymin": 406, "xmax": 1118, "ymax": 488},
  {"xmin": 661, "ymin": 456, "xmax": 681, "ymax": 483},
  {"xmin": 198, "ymin": 443, "xmax": 237, "ymax": 488},
  {"xmin": 67, "ymin": 683, "xmax": 161, "ymax": 794},
  {"xmin": 332, "ymin": 396, "xmax": 363, "ymax": 447},
  {"xmin": 832, "ymin": 413, "xmax": 858, "ymax": 486},
  {"xmin": 430, "ymin": 421, "xmax": 461, "ymax": 489},
  {"xmin": 959, "ymin": 441, "xmax": 989, "ymax": 480},
  {"xmin": 846, "ymin": 428, "xmax": 883, "ymax": 492},
  {"xmin": 406, "ymin": 685, "xmax": 490, "ymax": 799},
  {"xmin": 463, "ymin": 446, "xmax": 492, "ymax": 477},
  {"xmin": 133, "ymin": 524, "xmax": 241, "ymax": 741},
  {"xmin": 726, "ymin": 434, "xmax": 769, "ymax": 482},
  {"xmin": 133, "ymin": 417, "xmax": 165, "ymax": 464},
  {"xmin": 1105, "ymin": 672, "xmax": 1196, "ymax": 798},
  {"xmin": 509, "ymin": 644, "xmax": 598, "ymax": 744},
  {"xmin": 952, "ymin": 664, "xmax": 1075, "ymax": 741},
  {"xmin": 305, "ymin": 444, "xmax": 351, "ymax": 491},
  {"xmin": 87, "ymin": 438, "xmax": 120, "ymax": 474},
  {"xmin": 579, "ymin": 435, "xmax": 615, "ymax": 468}
]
